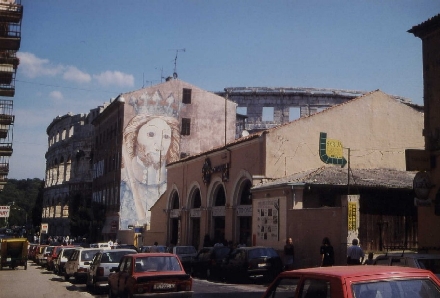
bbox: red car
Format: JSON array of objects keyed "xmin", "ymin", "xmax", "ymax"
[
  {"xmin": 108, "ymin": 252, "xmax": 193, "ymax": 298},
  {"xmin": 262, "ymin": 265, "xmax": 440, "ymax": 298}
]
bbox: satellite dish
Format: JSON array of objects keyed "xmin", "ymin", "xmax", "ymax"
[{"xmin": 242, "ymin": 130, "xmax": 249, "ymax": 137}]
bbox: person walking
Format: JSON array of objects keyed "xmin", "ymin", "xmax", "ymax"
[
  {"xmin": 284, "ymin": 237, "xmax": 295, "ymax": 270},
  {"xmin": 320, "ymin": 237, "xmax": 334, "ymax": 267},
  {"xmin": 347, "ymin": 238, "xmax": 364, "ymax": 265}
]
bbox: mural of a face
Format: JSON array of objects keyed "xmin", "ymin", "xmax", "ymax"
[{"xmin": 136, "ymin": 118, "xmax": 172, "ymax": 167}]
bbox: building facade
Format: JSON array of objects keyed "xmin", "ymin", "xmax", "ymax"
[
  {"xmin": 91, "ymin": 79, "xmax": 237, "ymax": 243},
  {"xmin": 0, "ymin": 0, "xmax": 23, "ymax": 189},
  {"xmin": 151, "ymin": 90, "xmax": 424, "ymax": 268},
  {"xmin": 409, "ymin": 14, "xmax": 440, "ymax": 252},
  {"xmin": 43, "ymin": 108, "xmax": 101, "ymax": 238}
]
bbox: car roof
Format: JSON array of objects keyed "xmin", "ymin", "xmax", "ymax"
[
  {"xmin": 377, "ymin": 253, "xmax": 440, "ymax": 258},
  {"xmin": 132, "ymin": 253, "xmax": 176, "ymax": 258},
  {"xmin": 100, "ymin": 248, "xmax": 137, "ymax": 253},
  {"xmin": 277, "ymin": 265, "xmax": 436, "ymax": 279}
]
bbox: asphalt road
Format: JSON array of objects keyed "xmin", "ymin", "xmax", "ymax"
[{"xmin": 0, "ymin": 261, "xmax": 267, "ymax": 298}]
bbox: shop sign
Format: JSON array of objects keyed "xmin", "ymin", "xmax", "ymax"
[
  {"xmin": 170, "ymin": 209, "xmax": 181, "ymax": 218},
  {"xmin": 41, "ymin": 223, "xmax": 49, "ymax": 234},
  {"xmin": 0, "ymin": 206, "xmax": 10, "ymax": 217},
  {"xmin": 413, "ymin": 171, "xmax": 432, "ymax": 200},
  {"xmin": 212, "ymin": 206, "xmax": 225, "ymax": 217},
  {"xmin": 190, "ymin": 208, "xmax": 201, "ymax": 218},
  {"xmin": 348, "ymin": 202, "xmax": 357, "ymax": 231},
  {"xmin": 236, "ymin": 205, "xmax": 252, "ymax": 216}
]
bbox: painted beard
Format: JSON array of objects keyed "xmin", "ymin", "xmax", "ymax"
[{"xmin": 136, "ymin": 144, "xmax": 166, "ymax": 170}]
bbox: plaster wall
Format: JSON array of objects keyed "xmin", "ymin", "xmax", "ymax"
[{"xmin": 265, "ymin": 91, "xmax": 424, "ymax": 178}]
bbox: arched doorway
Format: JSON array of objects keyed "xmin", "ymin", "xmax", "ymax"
[
  {"xmin": 190, "ymin": 188, "xmax": 201, "ymax": 249},
  {"xmin": 170, "ymin": 192, "xmax": 180, "ymax": 245},
  {"xmin": 212, "ymin": 185, "xmax": 226, "ymax": 245},
  {"xmin": 236, "ymin": 180, "xmax": 252, "ymax": 246}
]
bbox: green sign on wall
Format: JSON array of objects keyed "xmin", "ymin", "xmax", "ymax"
[{"xmin": 319, "ymin": 132, "xmax": 347, "ymax": 167}]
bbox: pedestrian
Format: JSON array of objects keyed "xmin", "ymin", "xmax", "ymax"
[
  {"xmin": 347, "ymin": 238, "xmax": 364, "ymax": 265},
  {"xmin": 284, "ymin": 237, "xmax": 295, "ymax": 270},
  {"xmin": 320, "ymin": 237, "xmax": 334, "ymax": 267},
  {"xmin": 364, "ymin": 252, "xmax": 374, "ymax": 265},
  {"xmin": 150, "ymin": 241, "xmax": 159, "ymax": 252}
]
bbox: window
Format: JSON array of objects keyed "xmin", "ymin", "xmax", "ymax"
[
  {"xmin": 183, "ymin": 88, "xmax": 192, "ymax": 104},
  {"xmin": 262, "ymin": 107, "xmax": 274, "ymax": 121},
  {"xmin": 237, "ymin": 107, "xmax": 247, "ymax": 115},
  {"xmin": 289, "ymin": 107, "xmax": 301, "ymax": 121},
  {"xmin": 181, "ymin": 118, "xmax": 191, "ymax": 135},
  {"xmin": 265, "ymin": 277, "xmax": 300, "ymax": 298}
]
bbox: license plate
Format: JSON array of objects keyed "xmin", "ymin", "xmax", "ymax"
[
  {"xmin": 154, "ymin": 283, "xmax": 175, "ymax": 290},
  {"xmin": 258, "ymin": 263, "xmax": 267, "ymax": 267},
  {"xmin": 6, "ymin": 258, "xmax": 11, "ymax": 262}
]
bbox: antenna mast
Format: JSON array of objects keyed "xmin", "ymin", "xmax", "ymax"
[{"xmin": 171, "ymin": 48, "xmax": 185, "ymax": 79}]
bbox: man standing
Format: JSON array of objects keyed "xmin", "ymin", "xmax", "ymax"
[{"xmin": 347, "ymin": 238, "xmax": 364, "ymax": 265}]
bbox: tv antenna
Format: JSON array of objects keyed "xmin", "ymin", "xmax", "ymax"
[{"xmin": 170, "ymin": 48, "xmax": 185, "ymax": 79}]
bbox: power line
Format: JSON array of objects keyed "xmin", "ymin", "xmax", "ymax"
[{"xmin": 15, "ymin": 79, "xmax": 117, "ymax": 94}]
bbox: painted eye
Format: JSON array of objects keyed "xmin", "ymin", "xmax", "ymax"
[
  {"xmin": 148, "ymin": 132, "xmax": 155, "ymax": 137},
  {"xmin": 163, "ymin": 134, "xmax": 170, "ymax": 140}
]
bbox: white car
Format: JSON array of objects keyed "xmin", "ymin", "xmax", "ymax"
[
  {"xmin": 89, "ymin": 242, "xmax": 111, "ymax": 249},
  {"xmin": 64, "ymin": 248, "xmax": 102, "ymax": 283},
  {"xmin": 86, "ymin": 248, "xmax": 137, "ymax": 293}
]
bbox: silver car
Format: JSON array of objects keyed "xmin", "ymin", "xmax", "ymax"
[{"xmin": 86, "ymin": 248, "xmax": 137, "ymax": 293}]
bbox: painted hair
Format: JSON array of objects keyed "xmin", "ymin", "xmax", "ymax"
[{"xmin": 123, "ymin": 114, "xmax": 180, "ymax": 168}]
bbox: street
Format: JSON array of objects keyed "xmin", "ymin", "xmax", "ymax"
[{"xmin": 0, "ymin": 261, "xmax": 267, "ymax": 298}]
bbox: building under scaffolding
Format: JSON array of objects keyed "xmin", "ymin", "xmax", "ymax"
[{"xmin": 0, "ymin": 0, "xmax": 23, "ymax": 189}]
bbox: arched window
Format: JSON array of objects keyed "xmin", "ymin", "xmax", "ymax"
[
  {"xmin": 239, "ymin": 180, "xmax": 252, "ymax": 205},
  {"xmin": 214, "ymin": 186, "xmax": 226, "ymax": 206},
  {"xmin": 171, "ymin": 192, "xmax": 179, "ymax": 209},
  {"xmin": 193, "ymin": 189, "xmax": 201, "ymax": 208}
]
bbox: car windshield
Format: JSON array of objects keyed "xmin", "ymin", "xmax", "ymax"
[
  {"xmin": 417, "ymin": 258, "xmax": 440, "ymax": 276},
  {"xmin": 81, "ymin": 250, "xmax": 100, "ymax": 261},
  {"xmin": 352, "ymin": 278, "xmax": 440, "ymax": 298},
  {"xmin": 101, "ymin": 251, "xmax": 133, "ymax": 263},
  {"xmin": 134, "ymin": 256, "xmax": 182, "ymax": 272},
  {"xmin": 176, "ymin": 246, "xmax": 197, "ymax": 255},
  {"xmin": 63, "ymin": 249, "xmax": 75, "ymax": 258},
  {"xmin": 248, "ymin": 248, "xmax": 278, "ymax": 259}
]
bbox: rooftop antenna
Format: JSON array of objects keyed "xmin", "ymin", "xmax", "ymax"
[{"xmin": 170, "ymin": 48, "xmax": 185, "ymax": 79}]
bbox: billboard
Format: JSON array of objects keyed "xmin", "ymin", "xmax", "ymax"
[{"xmin": 0, "ymin": 205, "xmax": 10, "ymax": 218}]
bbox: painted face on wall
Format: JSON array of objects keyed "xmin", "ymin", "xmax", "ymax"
[{"xmin": 136, "ymin": 118, "xmax": 172, "ymax": 167}]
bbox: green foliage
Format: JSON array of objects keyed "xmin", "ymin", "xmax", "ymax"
[{"xmin": 0, "ymin": 178, "xmax": 43, "ymax": 228}]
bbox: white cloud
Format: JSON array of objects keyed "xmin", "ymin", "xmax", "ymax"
[
  {"xmin": 17, "ymin": 52, "xmax": 63, "ymax": 78},
  {"xmin": 93, "ymin": 70, "xmax": 134, "ymax": 87},
  {"xmin": 49, "ymin": 90, "xmax": 64, "ymax": 100},
  {"xmin": 63, "ymin": 66, "xmax": 92, "ymax": 84}
]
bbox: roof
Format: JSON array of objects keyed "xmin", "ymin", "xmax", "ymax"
[
  {"xmin": 408, "ymin": 14, "xmax": 440, "ymax": 38},
  {"xmin": 252, "ymin": 166, "xmax": 416, "ymax": 191},
  {"xmin": 277, "ymin": 265, "xmax": 435, "ymax": 278}
]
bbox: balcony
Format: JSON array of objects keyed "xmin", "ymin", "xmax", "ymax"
[
  {"xmin": 0, "ymin": 142, "xmax": 12, "ymax": 156},
  {"xmin": 0, "ymin": 1, "xmax": 23, "ymax": 24}
]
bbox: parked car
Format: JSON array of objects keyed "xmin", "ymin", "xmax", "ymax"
[
  {"xmin": 54, "ymin": 247, "xmax": 77, "ymax": 275},
  {"xmin": 221, "ymin": 246, "xmax": 283, "ymax": 283},
  {"xmin": 86, "ymin": 248, "xmax": 137, "ymax": 293},
  {"xmin": 167, "ymin": 245, "xmax": 198, "ymax": 273},
  {"xmin": 34, "ymin": 244, "xmax": 49, "ymax": 266},
  {"xmin": 111, "ymin": 244, "xmax": 138, "ymax": 250},
  {"xmin": 373, "ymin": 252, "xmax": 440, "ymax": 277},
  {"xmin": 108, "ymin": 252, "xmax": 193, "ymax": 298},
  {"xmin": 28, "ymin": 243, "xmax": 38, "ymax": 261},
  {"xmin": 65, "ymin": 247, "xmax": 102, "ymax": 283},
  {"xmin": 190, "ymin": 246, "xmax": 231, "ymax": 280},
  {"xmin": 90, "ymin": 242, "xmax": 111, "ymax": 249},
  {"xmin": 262, "ymin": 265, "xmax": 440, "ymax": 298},
  {"xmin": 139, "ymin": 245, "xmax": 167, "ymax": 253},
  {"xmin": 46, "ymin": 245, "xmax": 63, "ymax": 271}
]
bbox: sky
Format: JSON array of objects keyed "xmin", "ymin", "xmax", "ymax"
[{"xmin": 8, "ymin": 0, "xmax": 440, "ymax": 179}]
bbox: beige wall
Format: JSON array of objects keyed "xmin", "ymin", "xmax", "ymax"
[{"xmin": 265, "ymin": 91, "xmax": 424, "ymax": 178}]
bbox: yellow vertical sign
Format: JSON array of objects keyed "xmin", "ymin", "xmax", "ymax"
[{"xmin": 348, "ymin": 202, "xmax": 357, "ymax": 231}]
